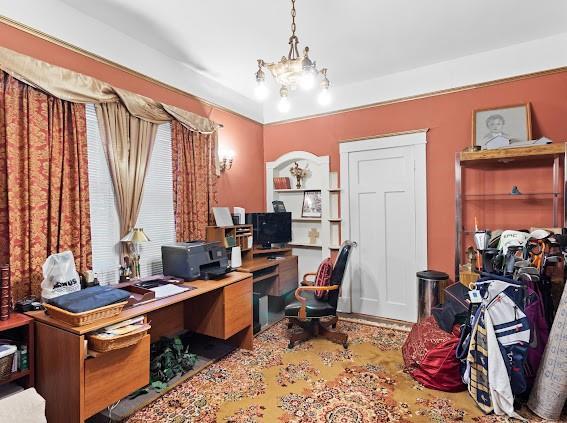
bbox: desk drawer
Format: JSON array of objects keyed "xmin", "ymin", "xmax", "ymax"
[
  {"xmin": 277, "ymin": 256, "xmax": 299, "ymax": 295},
  {"xmin": 84, "ymin": 334, "xmax": 150, "ymax": 418},
  {"xmin": 224, "ymin": 278, "xmax": 252, "ymax": 338}
]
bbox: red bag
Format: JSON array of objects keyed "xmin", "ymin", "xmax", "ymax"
[
  {"xmin": 410, "ymin": 336, "xmax": 464, "ymax": 392},
  {"xmin": 402, "ymin": 316, "xmax": 465, "ymax": 392}
]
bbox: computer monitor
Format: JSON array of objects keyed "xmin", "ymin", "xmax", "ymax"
[{"xmin": 246, "ymin": 212, "xmax": 292, "ymax": 248}]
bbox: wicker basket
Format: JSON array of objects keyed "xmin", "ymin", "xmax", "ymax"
[
  {"xmin": 87, "ymin": 324, "xmax": 151, "ymax": 353},
  {"xmin": 0, "ymin": 345, "xmax": 16, "ymax": 382},
  {"xmin": 44, "ymin": 301, "xmax": 128, "ymax": 327}
]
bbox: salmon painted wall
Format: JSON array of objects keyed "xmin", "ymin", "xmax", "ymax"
[
  {"xmin": 0, "ymin": 22, "xmax": 265, "ymax": 211},
  {"xmin": 263, "ymin": 71, "xmax": 567, "ymax": 277}
]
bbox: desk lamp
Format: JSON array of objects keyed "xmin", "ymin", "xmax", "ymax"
[{"xmin": 121, "ymin": 228, "xmax": 150, "ymax": 278}]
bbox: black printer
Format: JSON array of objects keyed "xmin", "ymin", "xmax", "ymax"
[{"xmin": 161, "ymin": 241, "xmax": 231, "ymax": 280}]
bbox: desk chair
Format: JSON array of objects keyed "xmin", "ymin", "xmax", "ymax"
[{"xmin": 284, "ymin": 241, "xmax": 356, "ymax": 349}]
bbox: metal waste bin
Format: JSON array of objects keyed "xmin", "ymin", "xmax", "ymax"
[{"xmin": 417, "ymin": 270, "xmax": 449, "ymax": 322}]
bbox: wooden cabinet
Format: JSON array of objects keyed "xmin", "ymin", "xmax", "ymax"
[
  {"xmin": 185, "ymin": 277, "xmax": 252, "ymax": 340},
  {"xmin": 277, "ymin": 255, "xmax": 299, "ymax": 295},
  {"xmin": 0, "ymin": 313, "xmax": 34, "ymax": 390},
  {"xmin": 223, "ymin": 278, "xmax": 253, "ymax": 338},
  {"xmin": 84, "ymin": 335, "xmax": 150, "ymax": 418}
]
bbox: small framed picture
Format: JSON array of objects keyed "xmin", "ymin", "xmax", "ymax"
[
  {"xmin": 302, "ymin": 191, "xmax": 322, "ymax": 218},
  {"xmin": 472, "ymin": 103, "xmax": 532, "ymax": 150}
]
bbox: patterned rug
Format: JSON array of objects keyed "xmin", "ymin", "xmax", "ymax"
[{"xmin": 126, "ymin": 319, "xmax": 545, "ymax": 422}]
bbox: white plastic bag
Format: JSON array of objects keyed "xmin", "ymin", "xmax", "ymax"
[{"xmin": 40, "ymin": 251, "xmax": 81, "ymax": 301}]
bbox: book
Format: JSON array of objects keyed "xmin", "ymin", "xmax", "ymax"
[{"xmin": 273, "ymin": 177, "xmax": 291, "ymax": 189}]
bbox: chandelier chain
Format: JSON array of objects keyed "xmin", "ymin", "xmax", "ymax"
[{"xmin": 291, "ymin": 0, "xmax": 296, "ymax": 37}]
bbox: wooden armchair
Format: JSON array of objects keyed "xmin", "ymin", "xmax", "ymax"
[{"xmin": 284, "ymin": 241, "xmax": 356, "ymax": 349}]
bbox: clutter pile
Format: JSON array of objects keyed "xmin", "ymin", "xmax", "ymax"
[{"xmin": 403, "ymin": 227, "xmax": 567, "ymax": 420}]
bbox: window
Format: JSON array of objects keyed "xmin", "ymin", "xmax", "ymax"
[
  {"xmin": 86, "ymin": 104, "xmax": 175, "ymax": 283},
  {"xmin": 135, "ymin": 123, "xmax": 176, "ymax": 275}
]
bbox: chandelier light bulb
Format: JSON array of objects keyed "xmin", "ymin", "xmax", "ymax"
[
  {"xmin": 278, "ymin": 95, "xmax": 291, "ymax": 113},
  {"xmin": 299, "ymin": 70, "xmax": 316, "ymax": 91},
  {"xmin": 254, "ymin": 79, "xmax": 269, "ymax": 101},
  {"xmin": 318, "ymin": 87, "xmax": 331, "ymax": 106}
]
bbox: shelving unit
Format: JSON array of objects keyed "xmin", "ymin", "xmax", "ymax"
[
  {"xmin": 328, "ymin": 171, "xmax": 342, "ymax": 252},
  {"xmin": 205, "ymin": 224, "xmax": 253, "ymax": 263},
  {"xmin": 455, "ymin": 143, "xmax": 567, "ymax": 280},
  {"xmin": 0, "ymin": 313, "xmax": 34, "ymax": 391},
  {"xmin": 267, "ymin": 151, "xmax": 331, "ymax": 278}
]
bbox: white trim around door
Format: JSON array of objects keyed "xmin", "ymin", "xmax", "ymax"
[{"xmin": 338, "ymin": 130, "xmax": 428, "ymax": 322}]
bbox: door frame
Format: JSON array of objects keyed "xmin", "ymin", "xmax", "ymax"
[{"xmin": 338, "ymin": 129, "xmax": 428, "ymax": 316}]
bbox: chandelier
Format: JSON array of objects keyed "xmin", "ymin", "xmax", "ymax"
[{"xmin": 255, "ymin": 0, "xmax": 330, "ymax": 112}]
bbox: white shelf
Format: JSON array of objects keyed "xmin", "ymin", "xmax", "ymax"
[
  {"xmin": 329, "ymin": 245, "xmax": 341, "ymax": 250},
  {"xmin": 289, "ymin": 242, "xmax": 323, "ymax": 249},
  {"xmin": 267, "ymin": 152, "xmax": 330, "ymax": 279},
  {"xmin": 328, "ymin": 218, "xmax": 342, "ymax": 222},
  {"xmin": 274, "ymin": 188, "xmax": 322, "ymax": 192}
]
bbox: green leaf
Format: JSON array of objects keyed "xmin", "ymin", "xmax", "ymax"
[{"xmin": 150, "ymin": 380, "xmax": 168, "ymax": 392}]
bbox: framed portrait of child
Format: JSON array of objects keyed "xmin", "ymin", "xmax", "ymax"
[{"xmin": 472, "ymin": 103, "xmax": 532, "ymax": 150}]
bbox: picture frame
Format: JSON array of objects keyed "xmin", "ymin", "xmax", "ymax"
[
  {"xmin": 472, "ymin": 103, "xmax": 532, "ymax": 150},
  {"xmin": 301, "ymin": 190, "xmax": 322, "ymax": 218}
]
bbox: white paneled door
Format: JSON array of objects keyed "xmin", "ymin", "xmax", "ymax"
[{"xmin": 340, "ymin": 132, "xmax": 427, "ymax": 322}]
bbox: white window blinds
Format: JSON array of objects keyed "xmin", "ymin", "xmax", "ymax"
[
  {"xmin": 86, "ymin": 104, "xmax": 175, "ymax": 283},
  {"xmin": 86, "ymin": 104, "xmax": 121, "ymax": 285},
  {"xmin": 135, "ymin": 123, "xmax": 176, "ymax": 276}
]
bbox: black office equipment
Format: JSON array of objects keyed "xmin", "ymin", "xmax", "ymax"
[
  {"xmin": 272, "ymin": 200, "xmax": 286, "ymax": 213},
  {"xmin": 246, "ymin": 212, "xmax": 292, "ymax": 249},
  {"xmin": 162, "ymin": 241, "xmax": 230, "ymax": 280}
]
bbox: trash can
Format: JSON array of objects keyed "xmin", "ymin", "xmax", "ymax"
[{"xmin": 416, "ymin": 270, "xmax": 449, "ymax": 322}]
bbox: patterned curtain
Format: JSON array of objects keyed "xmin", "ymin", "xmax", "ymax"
[
  {"xmin": 171, "ymin": 120, "xmax": 218, "ymax": 241},
  {"xmin": 0, "ymin": 71, "xmax": 92, "ymax": 301}
]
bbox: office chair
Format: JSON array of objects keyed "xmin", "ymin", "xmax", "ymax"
[{"xmin": 284, "ymin": 241, "xmax": 356, "ymax": 349}]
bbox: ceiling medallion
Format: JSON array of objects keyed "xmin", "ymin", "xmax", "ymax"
[{"xmin": 255, "ymin": 0, "xmax": 330, "ymax": 112}]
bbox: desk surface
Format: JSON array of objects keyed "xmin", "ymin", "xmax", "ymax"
[
  {"xmin": 239, "ymin": 255, "xmax": 296, "ymax": 273},
  {"xmin": 27, "ymin": 271, "xmax": 252, "ymax": 336}
]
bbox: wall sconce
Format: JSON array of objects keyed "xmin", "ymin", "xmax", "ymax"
[{"xmin": 219, "ymin": 149, "xmax": 235, "ymax": 172}]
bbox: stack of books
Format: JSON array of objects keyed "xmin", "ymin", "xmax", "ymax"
[
  {"xmin": 0, "ymin": 265, "xmax": 10, "ymax": 321},
  {"xmin": 273, "ymin": 177, "xmax": 291, "ymax": 189}
]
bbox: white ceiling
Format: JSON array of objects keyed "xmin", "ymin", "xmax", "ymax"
[{"xmin": 3, "ymin": 1, "xmax": 567, "ymax": 122}]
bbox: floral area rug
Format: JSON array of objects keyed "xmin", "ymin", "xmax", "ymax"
[{"xmin": 126, "ymin": 319, "xmax": 543, "ymax": 422}]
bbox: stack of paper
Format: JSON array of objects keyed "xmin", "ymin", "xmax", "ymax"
[
  {"xmin": 149, "ymin": 283, "xmax": 190, "ymax": 299},
  {"xmin": 95, "ymin": 316, "xmax": 145, "ymax": 339}
]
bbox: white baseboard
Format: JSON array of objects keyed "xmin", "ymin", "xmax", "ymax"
[{"xmin": 337, "ymin": 297, "xmax": 351, "ymax": 313}]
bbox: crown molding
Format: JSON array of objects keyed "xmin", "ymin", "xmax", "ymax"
[
  {"xmin": 0, "ymin": 15, "xmax": 262, "ymax": 125},
  {"xmin": 3, "ymin": 15, "xmax": 567, "ymax": 128},
  {"xmin": 265, "ymin": 66, "xmax": 567, "ymax": 126}
]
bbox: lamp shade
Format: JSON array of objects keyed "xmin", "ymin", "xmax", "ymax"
[{"xmin": 121, "ymin": 228, "xmax": 151, "ymax": 243}]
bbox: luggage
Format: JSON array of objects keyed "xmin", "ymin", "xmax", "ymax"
[{"xmin": 432, "ymin": 282, "xmax": 470, "ymax": 332}]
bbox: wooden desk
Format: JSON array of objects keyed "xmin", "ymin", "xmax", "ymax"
[
  {"xmin": 27, "ymin": 271, "xmax": 253, "ymax": 423},
  {"xmin": 239, "ymin": 248, "xmax": 298, "ymax": 297}
]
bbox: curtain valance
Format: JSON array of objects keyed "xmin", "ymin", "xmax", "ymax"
[{"xmin": 0, "ymin": 46, "xmax": 219, "ymax": 134}]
